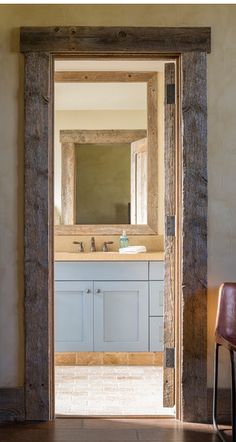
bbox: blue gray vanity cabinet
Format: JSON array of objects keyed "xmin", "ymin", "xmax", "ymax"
[
  {"xmin": 54, "ymin": 260, "xmax": 164, "ymax": 352},
  {"xmin": 150, "ymin": 317, "xmax": 163, "ymax": 351},
  {"xmin": 149, "ymin": 262, "xmax": 164, "ymax": 351},
  {"xmin": 55, "ymin": 281, "xmax": 93, "ymax": 351},
  {"xmin": 94, "ymin": 281, "xmax": 148, "ymax": 351}
]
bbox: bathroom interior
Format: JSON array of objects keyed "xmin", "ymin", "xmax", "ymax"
[{"xmin": 54, "ymin": 58, "xmax": 175, "ymax": 417}]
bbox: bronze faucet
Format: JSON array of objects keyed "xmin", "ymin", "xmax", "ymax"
[
  {"xmin": 73, "ymin": 241, "xmax": 84, "ymax": 253},
  {"xmin": 103, "ymin": 241, "xmax": 114, "ymax": 252},
  {"xmin": 90, "ymin": 237, "xmax": 96, "ymax": 252}
]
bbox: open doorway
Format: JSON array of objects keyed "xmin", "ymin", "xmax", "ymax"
[
  {"xmin": 21, "ymin": 25, "xmax": 209, "ymax": 423},
  {"xmin": 53, "ymin": 59, "xmax": 176, "ymax": 417}
]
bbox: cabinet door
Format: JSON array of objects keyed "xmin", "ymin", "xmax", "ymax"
[
  {"xmin": 150, "ymin": 317, "xmax": 163, "ymax": 351},
  {"xmin": 94, "ymin": 281, "xmax": 148, "ymax": 351},
  {"xmin": 55, "ymin": 281, "xmax": 93, "ymax": 351},
  {"xmin": 149, "ymin": 281, "xmax": 164, "ymax": 316}
]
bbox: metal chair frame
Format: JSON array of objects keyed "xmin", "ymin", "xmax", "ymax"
[{"xmin": 213, "ymin": 342, "xmax": 236, "ymax": 442}]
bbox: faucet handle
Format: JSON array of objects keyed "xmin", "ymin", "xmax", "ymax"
[
  {"xmin": 102, "ymin": 241, "xmax": 114, "ymax": 252},
  {"xmin": 73, "ymin": 241, "xmax": 84, "ymax": 252}
]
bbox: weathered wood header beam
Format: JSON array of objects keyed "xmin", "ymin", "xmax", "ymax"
[
  {"xmin": 54, "ymin": 71, "xmax": 155, "ymax": 83},
  {"xmin": 20, "ymin": 26, "xmax": 211, "ymax": 54},
  {"xmin": 60, "ymin": 129, "xmax": 147, "ymax": 144}
]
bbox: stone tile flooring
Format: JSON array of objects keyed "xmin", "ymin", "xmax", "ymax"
[{"xmin": 55, "ymin": 365, "xmax": 175, "ymax": 416}]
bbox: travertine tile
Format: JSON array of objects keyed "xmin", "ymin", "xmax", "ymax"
[
  {"xmin": 76, "ymin": 352, "xmax": 103, "ymax": 365},
  {"xmin": 55, "ymin": 352, "xmax": 76, "ymax": 365},
  {"xmin": 128, "ymin": 353, "xmax": 155, "ymax": 365},
  {"xmin": 154, "ymin": 352, "xmax": 163, "ymax": 366},
  {"xmin": 55, "ymin": 352, "xmax": 163, "ymax": 366},
  {"xmin": 103, "ymin": 352, "xmax": 128, "ymax": 365},
  {"xmin": 55, "ymin": 365, "xmax": 175, "ymax": 416}
]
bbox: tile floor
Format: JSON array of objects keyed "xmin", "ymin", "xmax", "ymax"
[{"xmin": 55, "ymin": 365, "xmax": 175, "ymax": 416}]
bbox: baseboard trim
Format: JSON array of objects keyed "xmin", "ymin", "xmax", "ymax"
[
  {"xmin": 0, "ymin": 387, "xmax": 25, "ymax": 422},
  {"xmin": 207, "ymin": 388, "xmax": 231, "ymax": 424}
]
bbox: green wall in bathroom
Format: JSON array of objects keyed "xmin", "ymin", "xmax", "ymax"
[{"xmin": 76, "ymin": 144, "xmax": 131, "ymax": 224}]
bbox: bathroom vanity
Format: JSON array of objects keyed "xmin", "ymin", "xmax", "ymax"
[{"xmin": 54, "ymin": 253, "xmax": 164, "ymax": 353}]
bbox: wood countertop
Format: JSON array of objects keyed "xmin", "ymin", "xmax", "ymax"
[{"xmin": 54, "ymin": 251, "xmax": 164, "ymax": 262}]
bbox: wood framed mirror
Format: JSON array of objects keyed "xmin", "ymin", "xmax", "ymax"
[{"xmin": 54, "ymin": 71, "xmax": 158, "ymax": 235}]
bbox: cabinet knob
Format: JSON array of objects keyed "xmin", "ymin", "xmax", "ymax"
[
  {"xmin": 85, "ymin": 289, "xmax": 90, "ymax": 294},
  {"xmin": 96, "ymin": 289, "xmax": 101, "ymax": 294}
]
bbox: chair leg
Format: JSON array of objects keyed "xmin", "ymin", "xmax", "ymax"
[
  {"xmin": 230, "ymin": 350, "xmax": 236, "ymax": 442},
  {"xmin": 213, "ymin": 343, "xmax": 227, "ymax": 442}
]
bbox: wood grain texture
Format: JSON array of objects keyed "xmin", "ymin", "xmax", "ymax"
[
  {"xmin": 61, "ymin": 142, "xmax": 76, "ymax": 224},
  {"xmin": 181, "ymin": 52, "xmax": 208, "ymax": 422},
  {"xmin": 55, "ymin": 71, "xmax": 154, "ymax": 83},
  {"xmin": 130, "ymin": 138, "xmax": 148, "ymax": 225},
  {"xmin": 164, "ymin": 63, "xmax": 176, "ymax": 408},
  {"xmin": 54, "ymin": 224, "xmax": 155, "ymax": 236},
  {"xmin": 0, "ymin": 417, "xmax": 221, "ymax": 441},
  {"xmin": 24, "ymin": 52, "xmax": 54, "ymax": 421},
  {"xmin": 0, "ymin": 388, "xmax": 25, "ymax": 422},
  {"xmin": 147, "ymin": 74, "xmax": 158, "ymax": 232},
  {"xmin": 20, "ymin": 26, "xmax": 211, "ymax": 53},
  {"xmin": 60, "ymin": 130, "xmax": 147, "ymax": 144}
]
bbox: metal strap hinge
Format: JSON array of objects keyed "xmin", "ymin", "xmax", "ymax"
[
  {"xmin": 165, "ymin": 347, "xmax": 175, "ymax": 369},
  {"xmin": 166, "ymin": 215, "xmax": 176, "ymax": 237},
  {"xmin": 166, "ymin": 83, "xmax": 175, "ymax": 104}
]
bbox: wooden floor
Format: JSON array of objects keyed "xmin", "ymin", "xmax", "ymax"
[{"xmin": 0, "ymin": 418, "xmax": 231, "ymax": 441}]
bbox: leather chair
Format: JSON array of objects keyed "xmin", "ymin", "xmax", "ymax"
[{"xmin": 213, "ymin": 283, "xmax": 236, "ymax": 442}]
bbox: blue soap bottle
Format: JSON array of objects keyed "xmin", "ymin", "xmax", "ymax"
[{"xmin": 119, "ymin": 230, "xmax": 129, "ymax": 248}]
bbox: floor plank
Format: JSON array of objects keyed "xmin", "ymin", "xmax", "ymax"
[{"xmin": 0, "ymin": 419, "xmax": 230, "ymax": 442}]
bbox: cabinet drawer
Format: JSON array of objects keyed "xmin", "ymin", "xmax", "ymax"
[
  {"xmin": 149, "ymin": 261, "xmax": 164, "ymax": 280},
  {"xmin": 149, "ymin": 281, "xmax": 164, "ymax": 316},
  {"xmin": 149, "ymin": 317, "xmax": 163, "ymax": 351},
  {"xmin": 55, "ymin": 261, "xmax": 148, "ymax": 281}
]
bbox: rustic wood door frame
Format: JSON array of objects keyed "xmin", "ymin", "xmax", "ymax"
[{"xmin": 20, "ymin": 26, "xmax": 210, "ymax": 422}]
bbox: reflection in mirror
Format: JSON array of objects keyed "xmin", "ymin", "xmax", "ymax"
[
  {"xmin": 76, "ymin": 143, "xmax": 131, "ymax": 225},
  {"xmin": 54, "ymin": 70, "xmax": 158, "ymax": 234},
  {"xmin": 60, "ymin": 129, "xmax": 147, "ymax": 226}
]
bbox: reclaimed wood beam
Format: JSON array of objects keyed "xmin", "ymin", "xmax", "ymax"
[{"xmin": 20, "ymin": 26, "xmax": 211, "ymax": 54}]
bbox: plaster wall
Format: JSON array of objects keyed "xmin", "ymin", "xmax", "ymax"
[{"xmin": 0, "ymin": 4, "xmax": 235, "ymax": 388}]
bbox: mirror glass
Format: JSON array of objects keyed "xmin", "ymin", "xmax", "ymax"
[{"xmin": 54, "ymin": 80, "xmax": 148, "ymax": 227}]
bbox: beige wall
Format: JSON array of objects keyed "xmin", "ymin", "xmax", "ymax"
[{"xmin": 1, "ymin": 5, "xmax": 236, "ymax": 388}]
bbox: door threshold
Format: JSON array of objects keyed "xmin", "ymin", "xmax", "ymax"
[{"xmin": 56, "ymin": 414, "xmax": 176, "ymax": 419}]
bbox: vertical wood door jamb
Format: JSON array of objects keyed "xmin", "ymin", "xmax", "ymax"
[
  {"xmin": 181, "ymin": 51, "xmax": 208, "ymax": 422},
  {"xmin": 24, "ymin": 51, "xmax": 53, "ymax": 421},
  {"xmin": 164, "ymin": 62, "xmax": 176, "ymax": 408}
]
